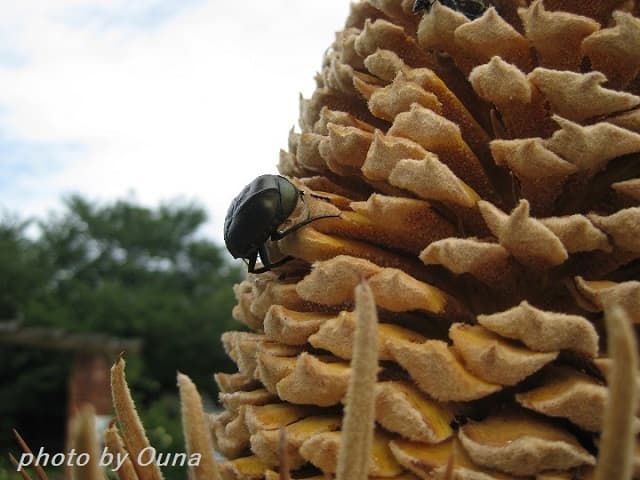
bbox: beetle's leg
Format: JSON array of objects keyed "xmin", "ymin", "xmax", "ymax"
[
  {"xmin": 246, "ymin": 252, "xmax": 259, "ymax": 273},
  {"xmin": 259, "ymin": 243, "xmax": 272, "ymax": 267},
  {"xmin": 248, "ymin": 249, "xmax": 271, "ymax": 274},
  {"xmin": 249, "ymin": 264, "xmax": 270, "ymax": 274},
  {"xmin": 248, "ymin": 245, "xmax": 294, "ymax": 273},
  {"xmin": 271, "ymin": 213, "xmax": 341, "ymax": 240},
  {"xmin": 259, "ymin": 244, "xmax": 295, "ymax": 269},
  {"xmin": 260, "ymin": 255, "xmax": 296, "ymax": 272}
]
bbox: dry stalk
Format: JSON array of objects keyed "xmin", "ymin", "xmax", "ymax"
[
  {"xmin": 177, "ymin": 372, "xmax": 220, "ymax": 480},
  {"xmin": 111, "ymin": 357, "xmax": 164, "ymax": 480},
  {"xmin": 335, "ymin": 280, "xmax": 379, "ymax": 480},
  {"xmin": 69, "ymin": 404, "xmax": 105, "ymax": 480},
  {"xmin": 12, "ymin": 430, "xmax": 47, "ymax": 480},
  {"xmin": 8, "ymin": 452, "xmax": 34, "ymax": 480},
  {"xmin": 595, "ymin": 306, "xmax": 638, "ymax": 480},
  {"xmin": 104, "ymin": 421, "xmax": 139, "ymax": 480}
]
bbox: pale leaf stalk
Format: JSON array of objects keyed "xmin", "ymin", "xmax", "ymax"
[
  {"xmin": 595, "ymin": 306, "xmax": 639, "ymax": 480},
  {"xmin": 177, "ymin": 372, "xmax": 221, "ymax": 480},
  {"xmin": 104, "ymin": 422, "xmax": 139, "ymax": 480},
  {"xmin": 111, "ymin": 357, "xmax": 164, "ymax": 480},
  {"xmin": 336, "ymin": 280, "xmax": 379, "ymax": 480},
  {"xmin": 279, "ymin": 426, "xmax": 290, "ymax": 480},
  {"xmin": 69, "ymin": 405, "xmax": 105, "ymax": 480}
]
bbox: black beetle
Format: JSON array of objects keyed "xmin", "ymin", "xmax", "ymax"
[
  {"xmin": 224, "ymin": 174, "xmax": 339, "ymax": 274},
  {"xmin": 413, "ymin": 0, "xmax": 491, "ymax": 20}
]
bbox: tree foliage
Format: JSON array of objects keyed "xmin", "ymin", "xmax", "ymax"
[{"xmin": 0, "ymin": 196, "xmax": 242, "ymax": 474}]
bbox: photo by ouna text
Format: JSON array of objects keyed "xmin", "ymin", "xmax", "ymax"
[{"xmin": 15, "ymin": 446, "xmax": 202, "ymax": 472}]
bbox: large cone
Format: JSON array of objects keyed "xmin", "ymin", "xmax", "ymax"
[{"xmin": 214, "ymin": 1, "xmax": 640, "ymax": 479}]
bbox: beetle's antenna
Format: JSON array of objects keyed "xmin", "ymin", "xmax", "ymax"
[
  {"xmin": 304, "ymin": 190, "xmax": 334, "ymax": 202},
  {"xmin": 272, "ymin": 213, "xmax": 340, "ymax": 240},
  {"xmin": 273, "ymin": 191, "xmax": 340, "ymax": 240}
]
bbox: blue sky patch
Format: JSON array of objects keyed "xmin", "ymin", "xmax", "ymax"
[{"xmin": 0, "ymin": 134, "xmax": 86, "ymax": 210}]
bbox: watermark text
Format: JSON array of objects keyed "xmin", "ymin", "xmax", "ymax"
[{"xmin": 16, "ymin": 446, "xmax": 201, "ymax": 472}]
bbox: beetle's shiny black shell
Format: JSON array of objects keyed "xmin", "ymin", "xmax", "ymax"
[
  {"xmin": 413, "ymin": 0, "xmax": 490, "ymax": 19},
  {"xmin": 224, "ymin": 175, "xmax": 299, "ymax": 259}
]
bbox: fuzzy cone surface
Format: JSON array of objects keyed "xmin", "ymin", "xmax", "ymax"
[{"xmin": 213, "ymin": 1, "xmax": 640, "ymax": 479}]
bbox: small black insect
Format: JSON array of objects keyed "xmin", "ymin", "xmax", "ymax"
[
  {"xmin": 224, "ymin": 174, "xmax": 339, "ymax": 274},
  {"xmin": 413, "ymin": 0, "xmax": 491, "ymax": 20}
]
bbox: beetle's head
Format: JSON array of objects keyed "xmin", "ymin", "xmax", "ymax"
[{"xmin": 223, "ymin": 174, "xmax": 299, "ymax": 261}]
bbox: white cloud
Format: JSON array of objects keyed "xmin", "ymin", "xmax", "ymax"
[{"xmin": 0, "ymin": 0, "xmax": 351, "ymax": 243}]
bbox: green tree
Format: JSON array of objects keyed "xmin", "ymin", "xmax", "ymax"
[
  {"xmin": 0, "ymin": 197, "xmax": 242, "ymax": 478},
  {"xmin": 0, "ymin": 216, "xmax": 69, "ymax": 455}
]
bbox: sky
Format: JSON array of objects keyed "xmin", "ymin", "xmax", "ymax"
[{"xmin": 0, "ymin": 0, "xmax": 352, "ymax": 244}]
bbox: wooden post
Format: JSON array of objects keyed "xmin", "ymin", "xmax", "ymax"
[
  {"xmin": 68, "ymin": 352, "xmax": 113, "ymax": 417},
  {"xmin": 64, "ymin": 352, "xmax": 114, "ymax": 480}
]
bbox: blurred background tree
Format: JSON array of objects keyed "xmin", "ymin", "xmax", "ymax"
[{"xmin": 0, "ymin": 196, "xmax": 242, "ymax": 479}]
